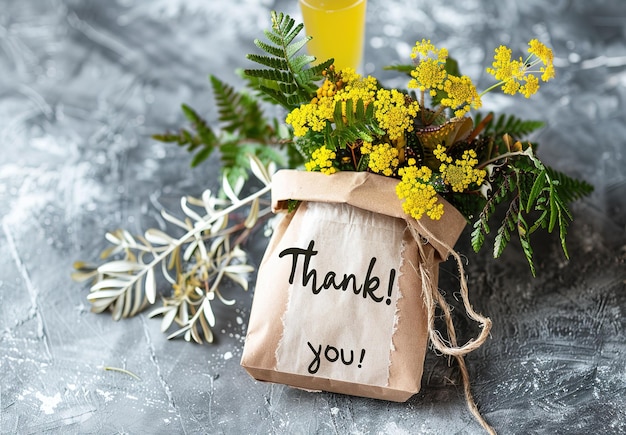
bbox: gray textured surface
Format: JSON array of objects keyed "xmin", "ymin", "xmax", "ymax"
[{"xmin": 1, "ymin": 0, "xmax": 625, "ymax": 433}]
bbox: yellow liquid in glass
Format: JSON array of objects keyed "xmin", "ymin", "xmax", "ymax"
[{"xmin": 299, "ymin": 0, "xmax": 367, "ymax": 70}]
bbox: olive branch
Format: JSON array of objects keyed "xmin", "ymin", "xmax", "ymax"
[{"xmin": 73, "ymin": 156, "xmax": 274, "ymax": 343}]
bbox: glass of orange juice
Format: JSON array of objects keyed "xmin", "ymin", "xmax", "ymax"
[{"xmin": 299, "ymin": 0, "xmax": 367, "ymax": 71}]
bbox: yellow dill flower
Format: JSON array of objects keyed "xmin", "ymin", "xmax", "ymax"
[
  {"xmin": 528, "ymin": 39, "xmax": 555, "ymax": 82},
  {"xmin": 305, "ymin": 146, "xmax": 337, "ymax": 175},
  {"xmin": 367, "ymin": 142, "xmax": 399, "ymax": 176},
  {"xmin": 360, "ymin": 141, "xmax": 373, "ymax": 154},
  {"xmin": 519, "ymin": 74, "xmax": 540, "ymax": 99},
  {"xmin": 528, "ymin": 39, "xmax": 553, "ymax": 67},
  {"xmin": 436, "ymin": 148, "xmax": 486, "ymax": 192},
  {"xmin": 485, "ymin": 40, "xmax": 555, "ymax": 98},
  {"xmin": 408, "ymin": 58, "xmax": 447, "ymax": 96},
  {"xmin": 373, "ymin": 89, "xmax": 420, "ymax": 140},
  {"xmin": 335, "ymin": 73, "xmax": 378, "ymax": 110},
  {"xmin": 440, "ymin": 75, "xmax": 482, "ymax": 117},
  {"xmin": 338, "ymin": 67, "xmax": 361, "ymax": 85},
  {"xmin": 408, "ymin": 39, "xmax": 448, "ymax": 96},
  {"xmin": 411, "ymin": 39, "xmax": 448, "ymax": 61},
  {"xmin": 285, "ymin": 102, "xmax": 333, "ymax": 136},
  {"xmin": 433, "ymin": 144, "xmax": 452, "ymax": 163},
  {"xmin": 285, "ymin": 105, "xmax": 312, "ymax": 137},
  {"xmin": 396, "ymin": 162, "xmax": 443, "ymax": 220}
]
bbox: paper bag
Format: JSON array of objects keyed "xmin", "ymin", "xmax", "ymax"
[{"xmin": 241, "ymin": 170, "xmax": 466, "ymax": 402}]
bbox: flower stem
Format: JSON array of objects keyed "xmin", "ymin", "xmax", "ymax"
[
  {"xmin": 478, "ymin": 150, "xmax": 526, "ymax": 168},
  {"xmin": 479, "ymin": 81, "xmax": 505, "ymax": 97}
]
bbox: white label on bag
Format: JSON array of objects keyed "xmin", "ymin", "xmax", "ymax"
[{"xmin": 275, "ymin": 202, "xmax": 406, "ymax": 386}]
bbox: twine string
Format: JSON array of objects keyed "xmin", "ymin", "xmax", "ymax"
[{"xmin": 409, "ymin": 224, "xmax": 496, "ymax": 435}]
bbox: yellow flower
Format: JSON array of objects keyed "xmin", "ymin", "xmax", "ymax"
[
  {"xmin": 519, "ymin": 74, "xmax": 540, "ymax": 99},
  {"xmin": 408, "ymin": 39, "xmax": 448, "ymax": 96},
  {"xmin": 305, "ymin": 146, "xmax": 337, "ymax": 175},
  {"xmin": 435, "ymin": 147, "xmax": 486, "ymax": 192},
  {"xmin": 360, "ymin": 141, "xmax": 373, "ymax": 154},
  {"xmin": 440, "ymin": 75, "xmax": 482, "ymax": 117},
  {"xmin": 433, "ymin": 144, "xmax": 452, "ymax": 163},
  {"xmin": 334, "ymin": 69, "xmax": 378, "ymax": 111},
  {"xmin": 485, "ymin": 39, "xmax": 555, "ymax": 98},
  {"xmin": 285, "ymin": 80, "xmax": 336, "ymax": 136},
  {"xmin": 411, "ymin": 39, "xmax": 448, "ymax": 61},
  {"xmin": 528, "ymin": 39, "xmax": 553, "ymax": 66},
  {"xmin": 396, "ymin": 163, "xmax": 443, "ymax": 220},
  {"xmin": 373, "ymin": 89, "xmax": 420, "ymax": 140},
  {"xmin": 367, "ymin": 142, "xmax": 399, "ymax": 176}
]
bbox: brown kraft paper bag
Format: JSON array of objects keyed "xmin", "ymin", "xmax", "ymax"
[{"xmin": 241, "ymin": 170, "xmax": 467, "ymax": 402}]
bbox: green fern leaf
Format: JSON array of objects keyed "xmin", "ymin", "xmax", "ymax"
[
  {"xmin": 545, "ymin": 166, "xmax": 594, "ymax": 203},
  {"xmin": 253, "ymin": 40, "xmax": 285, "ymax": 59},
  {"xmin": 471, "ymin": 219, "xmax": 487, "ymax": 252},
  {"xmin": 479, "ymin": 112, "xmax": 545, "ymax": 139},
  {"xmin": 244, "ymin": 11, "xmax": 331, "ymax": 110},
  {"xmin": 247, "ymin": 53, "xmax": 289, "ymax": 70}
]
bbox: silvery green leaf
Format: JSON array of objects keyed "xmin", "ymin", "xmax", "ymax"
[
  {"xmin": 225, "ymin": 271, "xmax": 249, "ymax": 291},
  {"xmin": 121, "ymin": 230, "xmax": 137, "ymax": 247},
  {"xmin": 166, "ymin": 325, "xmax": 191, "ymax": 340},
  {"xmin": 144, "ymin": 228, "xmax": 175, "ymax": 245},
  {"xmin": 145, "ymin": 268, "xmax": 156, "ymax": 304},
  {"xmin": 161, "ymin": 307, "xmax": 178, "ymax": 332},
  {"xmin": 224, "ymin": 264, "xmax": 254, "ymax": 274},
  {"xmin": 90, "ymin": 299, "xmax": 115, "ymax": 313},
  {"xmin": 122, "ymin": 283, "xmax": 133, "ymax": 318},
  {"xmin": 210, "ymin": 215, "xmax": 227, "ymax": 234},
  {"xmin": 181, "ymin": 197, "xmax": 205, "ymax": 223},
  {"xmin": 183, "ymin": 240, "xmax": 198, "ymax": 261},
  {"xmin": 201, "ymin": 190, "xmax": 216, "ymax": 215},
  {"xmin": 195, "ymin": 232, "xmax": 209, "ymax": 262},
  {"xmin": 112, "ymin": 295, "xmax": 124, "ymax": 321},
  {"xmin": 131, "ymin": 280, "xmax": 145, "ymax": 316},
  {"xmin": 214, "ymin": 289, "xmax": 236, "ymax": 306},
  {"xmin": 244, "ymin": 198, "xmax": 260, "ymax": 228},
  {"xmin": 70, "ymin": 270, "xmax": 98, "ymax": 282},
  {"xmin": 231, "ymin": 246, "xmax": 247, "ymax": 260},
  {"xmin": 90, "ymin": 279, "xmax": 131, "ymax": 291},
  {"xmin": 161, "ymin": 258, "xmax": 176, "ymax": 285},
  {"xmin": 209, "ymin": 236, "xmax": 226, "ymax": 255},
  {"xmin": 198, "ymin": 314, "xmax": 214, "ymax": 343},
  {"xmin": 97, "ymin": 260, "xmax": 144, "ymax": 274},
  {"xmin": 105, "ymin": 231, "xmax": 122, "ymax": 245},
  {"xmin": 202, "ymin": 297, "xmax": 216, "ymax": 327},
  {"xmin": 87, "ymin": 289, "xmax": 126, "ymax": 300},
  {"xmin": 99, "ymin": 244, "xmax": 123, "ymax": 260},
  {"xmin": 161, "ymin": 209, "xmax": 190, "ymax": 230},
  {"xmin": 248, "ymin": 154, "xmax": 272, "ymax": 185},
  {"xmin": 148, "ymin": 306, "xmax": 172, "ymax": 317},
  {"xmin": 185, "ymin": 195, "xmax": 206, "ymax": 208},
  {"xmin": 222, "ymin": 174, "xmax": 241, "ymax": 203},
  {"xmin": 181, "ymin": 300, "xmax": 189, "ymax": 324},
  {"xmin": 190, "ymin": 325, "xmax": 202, "ymax": 344}
]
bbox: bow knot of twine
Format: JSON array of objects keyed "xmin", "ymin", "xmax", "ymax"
[{"xmin": 410, "ymin": 225, "xmax": 496, "ymax": 435}]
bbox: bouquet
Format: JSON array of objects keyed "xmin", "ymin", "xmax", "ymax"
[{"xmin": 74, "ymin": 11, "xmax": 593, "ymax": 434}]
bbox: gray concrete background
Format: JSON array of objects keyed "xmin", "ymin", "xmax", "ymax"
[{"xmin": 1, "ymin": 0, "xmax": 625, "ymax": 433}]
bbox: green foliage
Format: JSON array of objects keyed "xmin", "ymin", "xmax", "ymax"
[
  {"xmin": 323, "ymin": 99, "xmax": 385, "ymax": 150},
  {"xmin": 153, "ymin": 75, "xmax": 290, "ymax": 185},
  {"xmin": 384, "ymin": 58, "xmax": 460, "ymax": 108},
  {"xmin": 469, "ymin": 147, "xmax": 593, "ymax": 275},
  {"xmin": 152, "ymin": 104, "xmax": 219, "ymax": 168},
  {"xmin": 244, "ymin": 11, "xmax": 333, "ymax": 110},
  {"xmin": 475, "ymin": 112, "xmax": 545, "ymax": 140}
]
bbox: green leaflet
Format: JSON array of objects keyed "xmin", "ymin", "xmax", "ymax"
[
  {"xmin": 244, "ymin": 11, "xmax": 332, "ymax": 110},
  {"xmin": 468, "ymin": 147, "xmax": 593, "ymax": 275}
]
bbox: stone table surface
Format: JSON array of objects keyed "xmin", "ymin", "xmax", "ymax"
[{"xmin": 1, "ymin": 0, "xmax": 625, "ymax": 434}]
